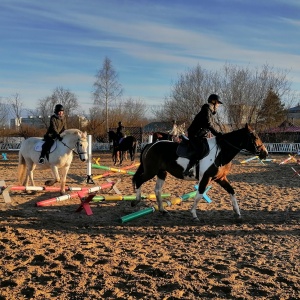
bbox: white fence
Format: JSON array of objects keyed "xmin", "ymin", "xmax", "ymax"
[{"xmin": 1, "ymin": 142, "xmax": 300, "ymax": 154}]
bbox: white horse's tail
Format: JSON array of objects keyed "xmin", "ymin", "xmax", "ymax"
[{"xmin": 18, "ymin": 151, "xmax": 26, "ymax": 185}]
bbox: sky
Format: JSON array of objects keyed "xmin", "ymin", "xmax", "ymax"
[{"xmin": 1, "ymin": 0, "xmax": 300, "ymax": 116}]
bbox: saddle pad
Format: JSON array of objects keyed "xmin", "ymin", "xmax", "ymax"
[
  {"xmin": 34, "ymin": 141, "xmax": 57, "ymax": 153},
  {"xmin": 176, "ymin": 139, "xmax": 209, "ymax": 160}
]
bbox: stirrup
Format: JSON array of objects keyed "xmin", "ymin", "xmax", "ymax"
[{"xmin": 38, "ymin": 157, "xmax": 45, "ymax": 164}]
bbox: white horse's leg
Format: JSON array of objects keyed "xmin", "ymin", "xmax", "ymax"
[
  {"xmin": 155, "ymin": 178, "xmax": 167, "ymax": 213},
  {"xmin": 190, "ymin": 191, "xmax": 203, "ymax": 221},
  {"xmin": 230, "ymin": 194, "xmax": 241, "ymax": 218},
  {"xmin": 27, "ymin": 162, "xmax": 36, "ymax": 186},
  {"xmin": 135, "ymin": 187, "xmax": 142, "ymax": 202},
  {"xmin": 45, "ymin": 166, "xmax": 60, "ymax": 187},
  {"xmin": 60, "ymin": 165, "xmax": 70, "ymax": 194}
]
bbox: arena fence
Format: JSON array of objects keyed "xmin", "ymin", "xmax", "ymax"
[{"xmin": 1, "ymin": 142, "xmax": 299, "ymax": 154}]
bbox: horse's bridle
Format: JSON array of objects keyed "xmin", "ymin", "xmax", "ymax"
[
  {"xmin": 61, "ymin": 137, "xmax": 87, "ymax": 156},
  {"xmin": 222, "ymin": 129, "xmax": 263, "ymax": 155}
]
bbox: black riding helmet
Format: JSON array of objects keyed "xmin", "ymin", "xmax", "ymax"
[
  {"xmin": 208, "ymin": 94, "xmax": 223, "ymax": 104},
  {"xmin": 54, "ymin": 104, "xmax": 64, "ymax": 114}
]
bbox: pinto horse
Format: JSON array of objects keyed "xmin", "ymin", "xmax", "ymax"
[
  {"xmin": 152, "ymin": 122, "xmax": 186, "ymax": 143},
  {"xmin": 108, "ymin": 130, "xmax": 137, "ymax": 165},
  {"xmin": 18, "ymin": 129, "xmax": 88, "ymax": 195},
  {"xmin": 132, "ymin": 124, "xmax": 268, "ymax": 222}
]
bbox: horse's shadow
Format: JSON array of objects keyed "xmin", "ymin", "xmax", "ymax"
[{"xmin": 0, "ymin": 190, "xmax": 298, "ymax": 237}]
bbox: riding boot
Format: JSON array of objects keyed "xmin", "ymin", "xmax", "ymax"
[
  {"xmin": 183, "ymin": 157, "xmax": 197, "ymax": 177},
  {"xmin": 39, "ymin": 144, "xmax": 49, "ymax": 164},
  {"xmin": 39, "ymin": 148, "xmax": 46, "ymax": 164}
]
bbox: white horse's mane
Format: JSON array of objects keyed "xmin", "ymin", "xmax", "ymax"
[{"xmin": 61, "ymin": 128, "xmax": 82, "ymax": 136}]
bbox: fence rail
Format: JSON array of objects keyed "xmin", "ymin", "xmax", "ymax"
[{"xmin": 1, "ymin": 142, "xmax": 300, "ymax": 154}]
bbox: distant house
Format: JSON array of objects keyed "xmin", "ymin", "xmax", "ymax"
[
  {"xmin": 287, "ymin": 104, "xmax": 300, "ymax": 126},
  {"xmin": 263, "ymin": 120, "xmax": 300, "ymax": 143}
]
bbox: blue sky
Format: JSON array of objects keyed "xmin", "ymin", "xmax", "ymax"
[{"xmin": 1, "ymin": 0, "xmax": 300, "ymax": 115}]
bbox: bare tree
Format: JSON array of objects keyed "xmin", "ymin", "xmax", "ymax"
[
  {"xmin": 155, "ymin": 63, "xmax": 293, "ymax": 132},
  {"xmin": 93, "ymin": 57, "xmax": 123, "ymax": 137},
  {"xmin": 152, "ymin": 65, "xmax": 221, "ymax": 124},
  {"xmin": 36, "ymin": 87, "xmax": 80, "ymax": 128},
  {"xmin": 0, "ymin": 98, "xmax": 9, "ymax": 128},
  {"xmin": 8, "ymin": 93, "xmax": 24, "ymax": 131},
  {"xmin": 115, "ymin": 98, "xmax": 148, "ymax": 127},
  {"xmin": 220, "ymin": 63, "xmax": 293, "ymax": 130}
]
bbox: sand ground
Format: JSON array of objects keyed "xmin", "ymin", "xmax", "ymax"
[{"xmin": 0, "ymin": 151, "xmax": 299, "ymax": 299}]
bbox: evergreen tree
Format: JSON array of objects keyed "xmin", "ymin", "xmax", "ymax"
[{"xmin": 258, "ymin": 89, "xmax": 286, "ymax": 129}]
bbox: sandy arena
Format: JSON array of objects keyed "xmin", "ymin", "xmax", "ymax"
[{"xmin": 0, "ymin": 151, "xmax": 299, "ymax": 299}]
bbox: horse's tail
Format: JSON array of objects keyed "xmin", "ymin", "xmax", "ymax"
[
  {"xmin": 17, "ymin": 150, "xmax": 26, "ymax": 185},
  {"xmin": 132, "ymin": 142, "xmax": 147, "ymax": 191}
]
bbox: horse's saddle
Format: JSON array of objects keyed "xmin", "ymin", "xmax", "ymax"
[
  {"xmin": 176, "ymin": 136, "xmax": 209, "ymax": 160},
  {"xmin": 34, "ymin": 141, "xmax": 57, "ymax": 153}
]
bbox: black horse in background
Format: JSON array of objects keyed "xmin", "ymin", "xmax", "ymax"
[{"xmin": 108, "ymin": 130, "xmax": 137, "ymax": 165}]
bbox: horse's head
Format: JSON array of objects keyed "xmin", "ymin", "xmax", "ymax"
[
  {"xmin": 108, "ymin": 130, "xmax": 116, "ymax": 143},
  {"xmin": 61, "ymin": 129, "xmax": 88, "ymax": 162},
  {"xmin": 244, "ymin": 124, "xmax": 268, "ymax": 160},
  {"xmin": 76, "ymin": 130, "xmax": 89, "ymax": 161}
]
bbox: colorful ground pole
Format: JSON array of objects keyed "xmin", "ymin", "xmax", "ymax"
[{"xmin": 120, "ymin": 186, "xmax": 212, "ymax": 223}]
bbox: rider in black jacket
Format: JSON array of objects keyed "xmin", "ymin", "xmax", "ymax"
[
  {"xmin": 183, "ymin": 94, "xmax": 223, "ymax": 176},
  {"xmin": 38, "ymin": 104, "xmax": 67, "ymax": 164}
]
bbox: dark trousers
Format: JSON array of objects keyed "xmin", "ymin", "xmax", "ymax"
[
  {"xmin": 184, "ymin": 136, "xmax": 204, "ymax": 175},
  {"xmin": 40, "ymin": 136, "xmax": 55, "ymax": 160}
]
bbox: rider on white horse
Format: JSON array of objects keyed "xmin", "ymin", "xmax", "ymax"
[
  {"xmin": 183, "ymin": 94, "xmax": 223, "ymax": 177},
  {"xmin": 39, "ymin": 104, "xmax": 67, "ymax": 164}
]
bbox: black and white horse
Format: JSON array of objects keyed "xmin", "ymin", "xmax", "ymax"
[
  {"xmin": 132, "ymin": 124, "xmax": 268, "ymax": 222},
  {"xmin": 152, "ymin": 122, "xmax": 186, "ymax": 143},
  {"xmin": 108, "ymin": 130, "xmax": 137, "ymax": 165}
]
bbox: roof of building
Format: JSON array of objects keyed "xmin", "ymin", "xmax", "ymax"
[
  {"xmin": 143, "ymin": 121, "xmax": 173, "ymax": 133},
  {"xmin": 288, "ymin": 105, "xmax": 300, "ymax": 113}
]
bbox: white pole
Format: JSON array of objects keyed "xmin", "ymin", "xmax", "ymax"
[
  {"xmin": 148, "ymin": 135, "xmax": 153, "ymax": 143},
  {"xmin": 86, "ymin": 135, "xmax": 94, "ymax": 184}
]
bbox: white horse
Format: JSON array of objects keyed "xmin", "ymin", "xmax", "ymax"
[{"xmin": 18, "ymin": 129, "xmax": 88, "ymax": 194}]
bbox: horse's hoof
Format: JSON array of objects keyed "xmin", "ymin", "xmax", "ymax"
[
  {"xmin": 60, "ymin": 191, "xmax": 66, "ymax": 196},
  {"xmin": 192, "ymin": 217, "xmax": 200, "ymax": 222},
  {"xmin": 160, "ymin": 209, "xmax": 169, "ymax": 215},
  {"xmin": 44, "ymin": 180, "xmax": 56, "ymax": 186},
  {"xmin": 131, "ymin": 200, "xmax": 139, "ymax": 207}
]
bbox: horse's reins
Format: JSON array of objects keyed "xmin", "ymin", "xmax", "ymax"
[
  {"xmin": 220, "ymin": 131, "xmax": 263, "ymax": 155},
  {"xmin": 60, "ymin": 138, "xmax": 87, "ymax": 156}
]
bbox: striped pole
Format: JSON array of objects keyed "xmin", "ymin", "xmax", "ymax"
[
  {"xmin": 92, "ymin": 163, "xmax": 139, "ymax": 180},
  {"xmin": 92, "ymin": 164, "xmax": 139, "ymax": 175},
  {"xmin": 36, "ymin": 182, "xmax": 115, "ymax": 207},
  {"xmin": 120, "ymin": 186, "xmax": 212, "ymax": 223},
  {"xmin": 240, "ymin": 156, "xmax": 259, "ymax": 164},
  {"xmin": 92, "ymin": 193, "xmax": 171, "ymax": 202}
]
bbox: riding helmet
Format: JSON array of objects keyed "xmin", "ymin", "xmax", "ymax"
[
  {"xmin": 208, "ymin": 94, "xmax": 223, "ymax": 104},
  {"xmin": 54, "ymin": 104, "xmax": 64, "ymax": 114}
]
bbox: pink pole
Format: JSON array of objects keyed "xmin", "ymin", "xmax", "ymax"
[
  {"xmin": 36, "ymin": 191, "xmax": 79, "ymax": 207},
  {"xmin": 35, "ymin": 182, "xmax": 115, "ymax": 207}
]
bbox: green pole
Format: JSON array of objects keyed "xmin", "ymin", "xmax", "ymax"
[{"xmin": 120, "ymin": 207, "xmax": 155, "ymax": 223}]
